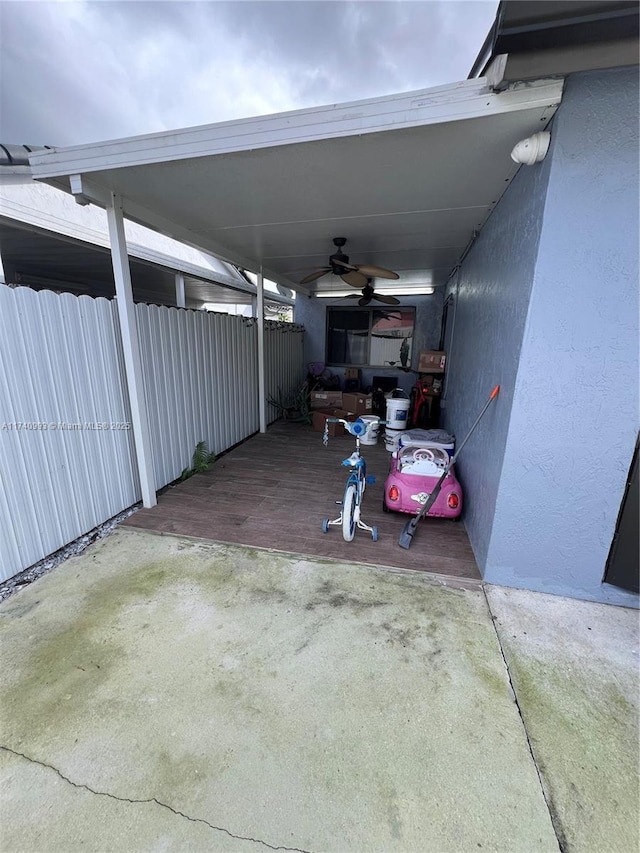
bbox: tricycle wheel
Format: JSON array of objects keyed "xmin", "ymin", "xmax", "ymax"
[
  {"xmin": 371, "ymin": 526, "xmax": 379, "ymax": 542},
  {"xmin": 322, "ymin": 518, "xmax": 330, "ymax": 533}
]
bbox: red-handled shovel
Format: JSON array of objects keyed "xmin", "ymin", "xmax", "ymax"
[{"xmin": 398, "ymin": 385, "xmax": 500, "ymax": 549}]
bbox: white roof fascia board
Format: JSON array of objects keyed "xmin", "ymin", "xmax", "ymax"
[{"xmin": 28, "ymin": 78, "xmax": 564, "ymax": 177}]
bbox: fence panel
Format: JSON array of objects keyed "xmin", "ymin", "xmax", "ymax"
[
  {"xmin": 136, "ymin": 306, "xmax": 260, "ymax": 488},
  {"xmin": 0, "ymin": 292, "xmax": 306, "ymax": 581},
  {"xmin": 0, "ymin": 287, "xmax": 139, "ymax": 581},
  {"xmin": 264, "ymin": 321, "xmax": 306, "ymax": 424}
]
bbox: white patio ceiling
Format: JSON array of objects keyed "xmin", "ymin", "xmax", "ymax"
[{"xmin": 29, "ymin": 77, "xmax": 563, "ymax": 295}]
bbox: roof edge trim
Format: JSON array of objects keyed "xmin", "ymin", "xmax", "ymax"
[{"xmin": 27, "ymin": 78, "xmax": 563, "ymax": 179}]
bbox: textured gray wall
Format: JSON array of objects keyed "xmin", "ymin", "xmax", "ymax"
[
  {"xmin": 294, "ymin": 292, "xmax": 443, "ymax": 394},
  {"xmin": 441, "ymin": 133, "xmax": 553, "ymax": 569},
  {"xmin": 484, "ymin": 68, "xmax": 639, "ymax": 606}
]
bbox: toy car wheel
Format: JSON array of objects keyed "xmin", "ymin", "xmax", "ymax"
[
  {"xmin": 371, "ymin": 526, "xmax": 379, "ymax": 542},
  {"xmin": 342, "ymin": 484, "xmax": 357, "ymax": 542},
  {"xmin": 322, "ymin": 518, "xmax": 330, "ymax": 533},
  {"xmin": 382, "ymin": 498, "xmax": 391, "ymax": 513}
]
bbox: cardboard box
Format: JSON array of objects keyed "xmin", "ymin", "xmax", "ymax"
[
  {"xmin": 344, "ymin": 368, "xmax": 361, "ymax": 380},
  {"xmin": 418, "ymin": 350, "xmax": 447, "ymax": 373},
  {"xmin": 310, "ymin": 390, "xmax": 343, "ymax": 409},
  {"xmin": 312, "ymin": 408, "xmax": 356, "ymax": 436},
  {"xmin": 342, "ymin": 393, "xmax": 373, "ymax": 415}
]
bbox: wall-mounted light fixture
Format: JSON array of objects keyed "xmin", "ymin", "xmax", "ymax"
[{"xmin": 511, "ymin": 131, "xmax": 551, "ymax": 165}]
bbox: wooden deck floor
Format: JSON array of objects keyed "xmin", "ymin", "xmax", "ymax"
[{"xmin": 123, "ymin": 421, "xmax": 481, "ymax": 582}]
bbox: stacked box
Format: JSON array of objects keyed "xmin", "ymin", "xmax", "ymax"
[
  {"xmin": 418, "ymin": 350, "xmax": 446, "ymax": 373},
  {"xmin": 310, "ymin": 391, "xmax": 343, "ymax": 409},
  {"xmin": 342, "ymin": 393, "xmax": 373, "ymax": 414}
]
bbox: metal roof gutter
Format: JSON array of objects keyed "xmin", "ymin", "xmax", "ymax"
[{"xmin": 469, "ymin": 0, "xmax": 639, "ymax": 80}]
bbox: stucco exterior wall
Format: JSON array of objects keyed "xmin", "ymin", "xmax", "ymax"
[
  {"xmin": 484, "ymin": 68, "xmax": 639, "ymax": 606},
  {"xmin": 294, "ymin": 292, "xmax": 443, "ymax": 394},
  {"xmin": 441, "ymin": 134, "xmax": 553, "ymax": 569}
]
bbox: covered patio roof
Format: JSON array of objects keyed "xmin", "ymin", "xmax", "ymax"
[
  {"xmin": 0, "ymin": 220, "xmax": 295, "ymax": 309},
  {"xmin": 29, "ymin": 75, "xmax": 563, "ymax": 295},
  {"xmin": 24, "ymin": 74, "xmax": 563, "ymax": 510},
  {"xmin": 0, "ymin": 177, "xmax": 294, "ymax": 308}
]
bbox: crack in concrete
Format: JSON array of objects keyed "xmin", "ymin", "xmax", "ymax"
[
  {"xmin": 482, "ymin": 590, "xmax": 566, "ymax": 853},
  {"xmin": 1, "ymin": 745, "xmax": 313, "ymax": 853}
]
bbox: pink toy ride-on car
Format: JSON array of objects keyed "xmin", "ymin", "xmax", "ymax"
[{"xmin": 383, "ymin": 438, "xmax": 462, "ymax": 519}]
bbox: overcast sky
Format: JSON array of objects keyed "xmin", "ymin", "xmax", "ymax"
[{"xmin": 1, "ymin": 1, "xmax": 497, "ymax": 148}]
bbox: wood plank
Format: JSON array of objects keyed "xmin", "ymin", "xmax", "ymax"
[{"xmin": 124, "ymin": 421, "xmax": 481, "ymax": 581}]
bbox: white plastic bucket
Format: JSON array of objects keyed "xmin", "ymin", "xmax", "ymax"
[
  {"xmin": 384, "ymin": 428, "xmax": 403, "ymax": 453},
  {"xmin": 359, "ymin": 415, "xmax": 380, "ymax": 446},
  {"xmin": 386, "ymin": 394, "xmax": 410, "ymax": 430}
]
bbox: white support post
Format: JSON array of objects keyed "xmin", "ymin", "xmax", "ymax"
[
  {"xmin": 175, "ymin": 272, "xmax": 186, "ymax": 308},
  {"xmin": 257, "ymin": 267, "xmax": 267, "ymax": 434},
  {"xmin": 106, "ymin": 192, "xmax": 157, "ymax": 508}
]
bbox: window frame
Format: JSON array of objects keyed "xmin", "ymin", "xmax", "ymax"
[{"xmin": 325, "ymin": 305, "xmax": 416, "ymax": 368}]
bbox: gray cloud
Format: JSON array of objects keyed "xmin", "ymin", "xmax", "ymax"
[{"xmin": 0, "ymin": 1, "xmax": 497, "ymax": 147}]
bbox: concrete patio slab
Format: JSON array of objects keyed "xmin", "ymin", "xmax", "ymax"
[
  {"xmin": 1, "ymin": 747, "xmax": 246, "ymax": 852},
  {"xmin": 0, "ymin": 529, "xmax": 558, "ymax": 852},
  {"xmin": 486, "ymin": 586, "xmax": 640, "ymax": 853}
]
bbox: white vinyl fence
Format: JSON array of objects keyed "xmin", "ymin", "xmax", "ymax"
[
  {"xmin": 137, "ymin": 305, "xmax": 259, "ymax": 489},
  {"xmin": 264, "ymin": 319, "xmax": 306, "ymax": 425},
  {"xmin": 0, "ymin": 286, "xmax": 305, "ymax": 581},
  {"xmin": 0, "ymin": 287, "xmax": 139, "ymax": 580}
]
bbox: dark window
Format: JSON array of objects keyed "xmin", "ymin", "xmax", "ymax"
[{"xmin": 326, "ymin": 307, "xmax": 415, "ymax": 368}]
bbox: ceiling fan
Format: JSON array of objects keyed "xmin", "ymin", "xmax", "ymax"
[
  {"xmin": 300, "ymin": 237, "xmax": 400, "ymax": 287},
  {"xmin": 344, "ymin": 281, "xmax": 400, "ymax": 306}
]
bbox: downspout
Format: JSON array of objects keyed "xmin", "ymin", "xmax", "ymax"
[{"xmin": 441, "ymin": 266, "xmax": 461, "ymax": 410}]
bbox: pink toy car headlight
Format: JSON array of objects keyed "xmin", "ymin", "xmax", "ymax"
[{"xmin": 388, "ymin": 484, "xmax": 400, "ymax": 502}]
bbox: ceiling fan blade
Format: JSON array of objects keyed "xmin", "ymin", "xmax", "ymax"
[
  {"xmin": 300, "ymin": 268, "xmax": 331, "ymax": 285},
  {"xmin": 373, "ymin": 293, "xmax": 401, "ymax": 305},
  {"xmin": 341, "ymin": 270, "xmax": 368, "ymax": 288},
  {"xmin": 358, "ymin": 296, "xmax": 372, "ymax": 307},
  {"xmin": 332, "ymin": 257, "xmax": 358, "ymax": 271},
  {"xmin": 356, "ymin": 264, "xmax": 399, "ymax": 280}
]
